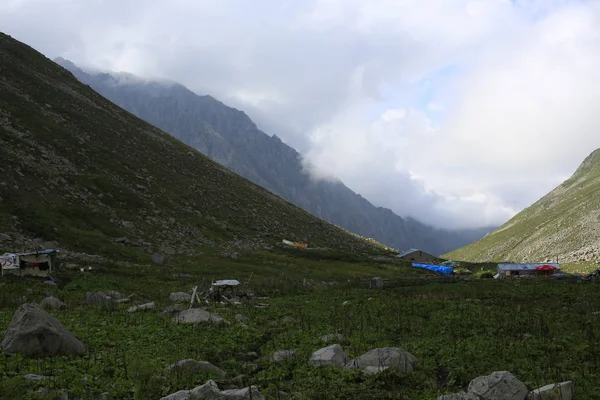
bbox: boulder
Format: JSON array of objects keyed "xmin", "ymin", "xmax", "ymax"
[
  {"xmin": 85, "ymin": 291, "xmax": 113, "ymax": 305},
  {"xmin": 527, "ymin": 381, "xmax": 574, "ymax": 400},
  {"xmin": 1, "ymin": 304, "xmax": 85, "ymax": 357},
  {"xmin": 106, "ymin": 290, "xmax": 124, "ymax": 300},
  {"xmin": 344, "ymin": 347, "xmax": 418, "ymax": 375},
  {"xmin": 468, "ymin": 371, "xmax": 528, "ymax": 400},
  {"xmin": 23, "ymin": 374, "xmax": 49, "ymax": 381},
  {"xmin": 370, "ymin": 276, "xmax": 383, "ymax": 289},
  {"xmin": 170, "ymin": 292, "xmax": 192, "ymax": 302},
  {"xmin": 234, "ymin": 314, "xmax": 249, "ymax": 323},
  {"xmin": 152, "ymin": 253, "xmax": 166, "ymax": 264},
  {"xmin": 220, "ymin": 386, "xmax": 265, "ymax": 400},
  {"xmin": 174, "ymin": 308, "xmax": 223, "ymax": 324},
  {"xmin": 309, "ymin": 344, "xmax": 349, "ymax": 367},
  {"xmin": 436, "ymin": 393, "xmax": 480, "ymax": 400},
  {"xmin": 40, "ymin": 296, "xmax": 66, "ymax": 310},
  {"xmin": 160, "ymin": 390, "xmax": 190, "ymax": 400},
  {"xmin": 162, "ymin": 380, "xmax": 265, "ymax": 400},
  {"xmin": 127, "ymin": 302, "xmax": 156, "ymax": 313},
  {"xmin": 165, "ymin": 359, "xmax": 226, "ymax": 379},
  {"xmin": 320, "ymin": 333, "xmax": 345, "ymax": 342},
  {"xmin": 160, "ymin": 303, "xmax": 186, "ymax": 317},
  {"xmin": 282, "ymin": 316, "xmax": 297, "ymax": 323},
  {"xmin": 270, "ymin": 349, "xmax": 296, "ymax": 362}
]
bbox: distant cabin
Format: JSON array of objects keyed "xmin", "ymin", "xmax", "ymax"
[
  {"xmin": 0, "ymin": 249, "xmax": 60, "ymax": 278},
  {"xmin": 497, "ymin": 263, "xmax": 560, "ymax": 278},
  {"xmin": 395, "ymin": 249, "xmax": 437, "ymax": 263}
]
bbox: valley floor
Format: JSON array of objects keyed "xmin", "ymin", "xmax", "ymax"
[{"xmin": 1, "ymin": 250, "xmax": 599, "ymax": 399}]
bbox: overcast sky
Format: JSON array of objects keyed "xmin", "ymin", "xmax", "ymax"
[{"xmin": 2, "ymin": 0, "xmax": 600, "ymax": 229}]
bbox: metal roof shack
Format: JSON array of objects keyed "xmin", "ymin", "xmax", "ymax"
[
  {"xmin": 497, "ymin": 263, "xmax": 560, "ymax": 278},
  {"xmin": 1, "ymin": 249, "xmax": 60, "ymax": 278}
]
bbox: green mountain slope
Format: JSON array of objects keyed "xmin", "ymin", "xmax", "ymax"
[
  {"xmin": 53, "ymin": 58, "xmax": 495, "ymax": 256},
  {"xmin": 445, "ymin": 149, "xmax": 600, "ymax": 263},
  {"xmin": 0, "ymin": 32, "xmax": 385, "ymax": 260}
]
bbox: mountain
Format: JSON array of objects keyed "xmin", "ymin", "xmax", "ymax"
[
  {"xmin": 0, "ymin": 32, "xmax": 391, "ymax": 259},
  {"xmin": 445, "ymin": 149, "xmax": 600, "ymax": 263},
  {"xmin": 54, "ymin": 58, "xmax": 494, "ymax": 255}
]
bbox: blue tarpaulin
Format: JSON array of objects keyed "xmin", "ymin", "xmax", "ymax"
[{"xmin": 412, "ymin": 263, "xmax": 453, "ymax": 275}]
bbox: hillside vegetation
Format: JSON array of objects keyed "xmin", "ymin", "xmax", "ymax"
[
  {"xmin": 446, "ymin": 148, "xmax": 600, "ymax": 263},
  {"xmin": 0, "ymin": 32, "xmax": 389, "ymax": 261}
]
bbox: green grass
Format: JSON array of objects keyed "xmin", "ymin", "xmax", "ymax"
[{"xmin": 2, "ymin": 250, "xmax": 600, "ymax": 399}]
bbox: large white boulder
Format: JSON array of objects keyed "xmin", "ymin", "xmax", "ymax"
[
  {"xmin": 309, "ymin": 344, "xmax": 349, "ymax": 367},
  {"xmin": 468, "ymin": 371, "xmax": 528, "ymax": 400},
  {"xmin": 344, "ymin": 347, "xmax": 418, "ymax": 375},
  {"xmin": 1, "ymin": 304, "xmax": 85, "ymax": 357}
]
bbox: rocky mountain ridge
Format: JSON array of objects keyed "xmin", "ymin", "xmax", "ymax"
[{"xmin": 54, "ymin": 57, "xmax": 494, "ymax": 255}]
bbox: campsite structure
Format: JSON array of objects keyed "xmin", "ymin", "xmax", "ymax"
[
  {"xmin": 497, "ymin": 263, "xmax": 560, "ymax": 278},
  {"xmin": 396, "ymin": 249, "xmax": 437, "ymax": 263},
  {"xmin": 0, "ymin": 249, "xmax": 60, "ymax": 277}
]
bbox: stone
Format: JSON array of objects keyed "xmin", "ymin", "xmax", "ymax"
[
  {"xmin": 106, "ymin": 291, "xmax": 124, "ymax": 300},
  {"xmin": 220, "ymin": 386, "xmax": 265, "ymax": 400},
  {"xmin": 1, "ymin": 304, "xmax": 85, "ymax": 357},
  {"xmin": 116, "ymin": 298, "xmax": 131, "ymax": 304},
  {"xmin": 309, "ymin": 344, "xmax": 350, "ymax": 367},
  {"xmin": 282, "ymin": 316, "xmax": 297, "ymax": 323},
  {"xmin": 85, "ymin": 291, "xmax": 113, "ymax": 305},
  {"xmin": 370, "ymin": 276, "xmax": 383, "ymax": 289},
  {"xmin": 40, "ymin": 296, "xmax": 66, "ymax": 310},
  {"xmin": 127, "ymin": 302, "xmax": 155, "ymax": 313},
  {"xmin": 160, "ymin": 303, "xmax": 186, "ymax": 317},
  {"xmin": 0, "ymin": 233, "xmax": 11, "ymax": 241},
  {"xmin": 165, "ymin": 359, "xmax": 226, "ymax": 379},
  {"xmin": 270, "ymin": 349, "xmax": 296, "ymax": 362},
  {"xmin": 527, "ymin": 381, "xmax": 574, "ymax": 400},
  {"xmin": 468, "ymin": 371, "xmax": 528, "ymax": 400},
  {"xmin": 152, "ymin": 253, "xmax": 166, "ymax": 264},
  {"xmin": 234, "ymin": 314, "xmax": 249, "ymax": 322},
  {"xmin": 344, "ymin": 347, "xmax": 418, "ymax": 375},
  {"xmin": 23, "ymin": 374, "xmax": 49, "ymax": 381},
  {"xmin": 436, "ymin": 393, "xmax": 481, "ymax": 400},
  {"xmin": 170, "ymin": 292, "xmax": 192, "ymax": 302},
  {"xmin": 160, "ymin": 390, "xmax": 190, "ymax": 400},
  {"xmin": 174, "ymin": 308, "xmax": 224, "ymax": 324},
  {"xmin": 320, "ymin": 333, "xmax": 345, "ymax": 342}
]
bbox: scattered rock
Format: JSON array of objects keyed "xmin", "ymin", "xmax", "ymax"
[
  {"xmin": 106, "ymin": 291, "xmax": 124, "ymax": 300},
  {"xmin": 344, "ymin": 347, "xmax": 418, "ymax": 375},
  {"xmin": 0, "ymin": 233, "xmax": 11, "ymax": 241},
  {"xmin": 370, "ymin": 276, "xmax": 383, "ymax": 289},
  {"xmin": 127, "ymin": 302, "xmax": 155, "ymax": 313},
  {"xmin": 23, "ymin": 374, "xmax": 49, "ymax": 381},
  {"xmin": 1, "ymin": 304, "xmax": 85, "ymax": 357},
  {"xmin": 320, "ymin": 333, "xmax": 345, "ymax": 342},
  {"xmin": 116, "ymin": 298, "xmax": 131, "ymax": 304},
  {"xmin": 164, "ymin": 359, "xmax": 226, "ymax": 379},
  {"xmin": 342, "ymin": 301, "xmax": 351, "ymax": 306},
  {"xmin": 527, "ymin": 381, "xmax": 574, "ymax": 400},
  {"xmin": 161, "ymin": 380, "xmax": 265, "ymax": 400},
  {"xmin": 40, "ymin": 296, "xmax": 66, "ymax": 310},
  {"xmin": 170, "ymin": 292, "xmax": 192, "ymax": 302},
  {"xmin": 270, "ymin": 349, "xmax": 296, "ymax": 362},
  {"xmin": 468, "ymin": 371, "xmax": 528, "ymax": 400},
  {"xmin": 282, "ymin": 316, "xmax": 297, "ymax": 323},
  {"xmin": 85, "ymin": 291, "xmax": 113, "ymax": 306},
  {"xmin": 436, "ymin": 393, "xmax": 480, "ymax": 400},
  {"xmin": 174, "ymin": 308, "xmax": 224, "ymax": 324},
  {"xmin": 160, "ymin": 303, "xmax": 186, "ymax": 317},
  {"xmin": 234, "ymin": 314, "xmax": 249, "ymax": 323},
  {"xmin": 309, "ymin": 344, "xmax": 349, "ymax": 367},
  {"xmin": 278, "ymin": 391, "xmax": 289, "ymax": 399},
  {"xmin": 152, "ymin": 253, "xmax": 166, "ymax": 264}
]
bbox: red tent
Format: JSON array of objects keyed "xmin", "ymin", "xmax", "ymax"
[{"xmin": 536, "ymin": 264, "xmax": 558, "ymax": 271}]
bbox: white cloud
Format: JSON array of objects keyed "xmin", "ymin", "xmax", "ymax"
[{"xmin": 1, "ymin": 0, "xmax": 600, "ymax": 229}]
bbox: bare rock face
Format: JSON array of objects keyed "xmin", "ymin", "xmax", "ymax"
[
  {"xmin": 344, "ymin": 347, "xmax": 418, "ymax": 375},
  {"xmin": 1, "ymin": 304, "xmax": 85, "ymax": 357},
  {"xmin": 468, "ymin": 371, "xmax": 528, "ymax": 400}
]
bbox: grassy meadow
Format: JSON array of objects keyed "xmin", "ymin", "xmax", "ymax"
[{"xmin": 1, "ymin": 248, "xmax": 600, "ymax": 399}]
